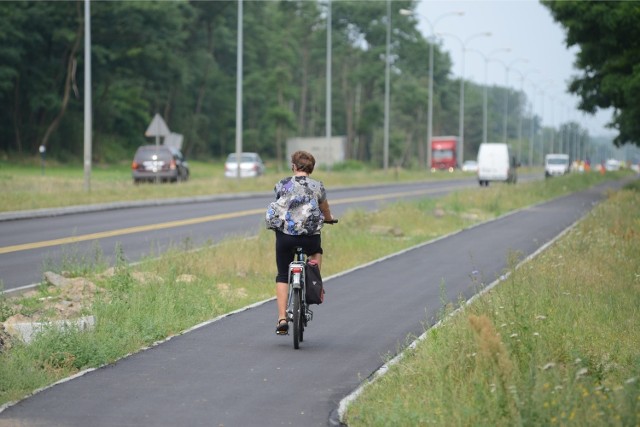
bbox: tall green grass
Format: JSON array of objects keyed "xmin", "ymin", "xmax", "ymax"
[
  {"xmin": 0, "ymin": 171, "xmax": 635, "ymax": 408},
  {"xmin": 343, "ymin": 184, "xmax": 640, "ymax": 426}
]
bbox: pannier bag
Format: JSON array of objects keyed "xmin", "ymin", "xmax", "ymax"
[{"xmin": 305, "ymin": 260, "xmax": 324, "ymax": 305}]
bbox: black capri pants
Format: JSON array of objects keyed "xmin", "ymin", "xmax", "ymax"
[{"xmin": 275, "ymin": 231, "xmax": 323, "ymax": 283}]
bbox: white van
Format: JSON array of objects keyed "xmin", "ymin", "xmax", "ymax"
[
  {"xmin": 477, "ymin": 143, "xmax": 517, "ymax": 186},
  {"xmin": 544, "ymin": 153, "xmax": 570, "ymax": 178}
]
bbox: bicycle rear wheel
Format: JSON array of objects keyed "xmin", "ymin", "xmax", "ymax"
[
  {"xmin": 292, "ymin": 288, "xmax": 302, "ymax": 349},
  {"xmin": 299, "ymin": 301, "xmax": 305, "ymax": 343}
]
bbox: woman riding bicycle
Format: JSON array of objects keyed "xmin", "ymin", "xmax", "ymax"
[{"xmin": 265, "ymin": 150, "xmax": 334, "ymax": 335}]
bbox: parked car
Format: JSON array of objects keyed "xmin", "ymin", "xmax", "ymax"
[
  {"xmin": 131, "ymin": 145, "xmax": 190, "ymax": 183},
  {"xmin": 224, "ymin": 152, "xmax": 265, "ymax": 178},
  {"xmin": 461, "ymin": 160, "xmax": 478, "ymax": 172}
]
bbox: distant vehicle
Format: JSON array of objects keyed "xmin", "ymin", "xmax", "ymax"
[
  {"xmin": 461, "ymin": 160, "xmax": 478, "ymax": 172},
  {"xmin": 431, "ymin": 136, "xmax": 458, "ymax": 172},
  {"xmin": 605, "ymin": 159, "xmax": 621, "ymax": 171},
  {"xmin": 545, "ymin": 153, "xmax": 570, "ymax": 178},
  {"xmin": 477, "ymin": 143, "xmax": 517, "ymax": 186},
  {"xmin": 224, "ymin": 152, "xmax": 265, "ymax": 178},
  {"xmin": 131, "ymin": 145, "xmax": 190, "ymax": 184}
]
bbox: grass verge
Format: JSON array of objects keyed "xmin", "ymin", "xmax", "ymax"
[
  {"xmin": 0, "ymin": 171, "xmax": 635, "ymax": 409},
  {"xmin": 343, "ymin": 180, "xmax": 640, "ymax": 426},
  {"xmin": 0, "ymin": 160, "xmax": 479, "ymax": 212}
]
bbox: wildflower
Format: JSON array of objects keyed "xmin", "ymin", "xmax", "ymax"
[
  {"xmin": 501, "ymin": 323, "xmax": 507, "ymax": 328},
  {"xmin": 625, "ymin": 377, "xmax": 637, "ymax": 384},
  {"xmin": 576, "ymin": 368, "xmax": 588, "ymax": 379},
  {"xmin": 543, "ymin": 363, "xmax": 556, "ymax": 371},
  {"xmin": 533, "ymin": 332, "xmax": 540, "ymax": 337},
  {"xmin": 574, "ymin": 358, "xmax": 582, "ymax": 365},
  {"xmin": 510, "ymin": 333, "xmax": 518, "ymax": 338},
  {"xmin": 535, "ymin": 315, "xmax": 547, "ymax": 320}
]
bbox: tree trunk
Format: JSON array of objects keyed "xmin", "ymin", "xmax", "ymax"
[
  {"xmin": 40, "ymin": 1, "xmax": 83, "ymax": 149},
  {"xmin": 12, "ymin": 74, "xmax": 22, "ymax": 154}
]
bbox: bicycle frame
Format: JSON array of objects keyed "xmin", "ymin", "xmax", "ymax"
[{"xmin": 286, "ymin": 247, "xmax": 312, "ymax": 349}]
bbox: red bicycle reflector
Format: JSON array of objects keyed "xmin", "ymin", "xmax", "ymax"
[{"xmin": 292, "ymin": 267, "xmax": 303, "ymax": 273}]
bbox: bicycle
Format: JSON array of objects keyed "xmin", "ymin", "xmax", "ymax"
[{"xmin": 285, "ymin": 219, "xmax": 337, "ymax": 349}]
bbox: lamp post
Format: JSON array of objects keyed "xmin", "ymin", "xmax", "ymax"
[
  {"xmin": 399, "ymin": 9, "xmax": 463, "ymax": 170},
  {"xmin": 235, "ymin": 0, "xmax": 243, "ymax": 179},
  {"xmin": 467, "ymin": 47, "xmax": 510, "ymax": 143},
  {"xmin": 83, "ymin": 0, "xmax": 92, "ymax": 192},
  {"xmin": 511, "ymin": 68, "xmax": 540, "ymax": 162},
  {"xmin": 528, "ymin": 81, "xmax": 537, "ymax": 167},
  {"xmin": 536, "ymin": 79, "xmax": 554, "ymax": 165},
  {"xmin": 437, "ymin": 31, "xmax": 491, "ymax": 166},
  {"xmin": 326, "ymin": 0, "xmax": 332, "ymax": 149},
  {"xmin": 502, "ymin": 58, "xmax": 527, "ymax": 144},
  {"xmin": 383, "ymin": 0, "xmax": 390, "ymax": 171}
]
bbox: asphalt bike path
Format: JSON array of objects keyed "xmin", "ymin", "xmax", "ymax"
[{"xmin": 0, "ymin": 179, "xmax": 631, "ymax": 427}]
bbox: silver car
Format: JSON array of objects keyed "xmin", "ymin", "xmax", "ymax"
[{"xmin": 224, "ymin": 152, "xmax": 265, "ymax": 178}]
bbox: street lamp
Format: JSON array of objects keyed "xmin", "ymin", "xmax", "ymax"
[
  {"xmin": 536, "ymin": 79, "xmax": 554, "ymax": 165},
  {"xmin": 399, "ymin": 9, "xmax": 463, "ymax": 170},
  {"xmin": 83, "ymin": 0, "xmax": 92, "ymax": 192},
  {"xmin": 383, "ymin": 0, "xmax": 390, "ymax": 171},
  {"xmin": 235, "ymin": 0, "xmax": 243, "ymax": 179},
  {"xmin": 437, "ymin": 31, "xmax": 491, "ymax": 166},
  {"xmin": 326, "ymin": 0, "xmax": 332, "ymax": 149},
  {"xmin": 511, "ymin": 68, "xmax": 540, "ymax": 162},
  {"xmin": 502, "ymin": 58, "xmax": 528, "ymax": 144},
  {"xmin": 467, "ymin": 47, "xmax": 510, "ymax": 143}
]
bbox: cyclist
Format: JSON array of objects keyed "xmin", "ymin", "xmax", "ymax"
[{"xmin": 265, "ymin": 150, "xmax": 334, "ymax": 335}]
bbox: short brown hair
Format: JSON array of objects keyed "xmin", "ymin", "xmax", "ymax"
[{"xmin": 291, "ymin": 151, "xmax": 316, "ymax": 174}]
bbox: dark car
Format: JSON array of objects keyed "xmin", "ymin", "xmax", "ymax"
[{"xmin": 131, "ymin": 145, "xmax": 190, "ymax": 183}]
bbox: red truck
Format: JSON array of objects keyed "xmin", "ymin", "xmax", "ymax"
[{"xmin": 431, "ymin": 136, "xmax": 458, "ymax": 172}]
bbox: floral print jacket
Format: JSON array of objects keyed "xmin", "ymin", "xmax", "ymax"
[{"xmin": 265, "ymin": 176, "xmax": 327, "ymax": 235}]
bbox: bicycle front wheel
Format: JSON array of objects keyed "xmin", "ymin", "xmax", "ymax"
[{"xmin": 292, "ymin": 288, "xmax": 302, "ymax": 349}]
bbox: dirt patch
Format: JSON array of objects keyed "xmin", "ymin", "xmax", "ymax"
[{"xmin": 1, "ymin": 271, "xmax": 105, "ymax": 349}]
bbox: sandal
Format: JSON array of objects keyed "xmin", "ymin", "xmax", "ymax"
[{"xmin": 276, "ymin": 318, "xmax": 289, "ymax": 335}]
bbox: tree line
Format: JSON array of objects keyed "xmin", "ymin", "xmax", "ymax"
[{"xmin": 1, "ymin": 0, "xmax": 625, "ymax": 169}]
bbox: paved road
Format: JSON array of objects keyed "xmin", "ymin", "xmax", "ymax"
[
  {"xmin": 1, "ymin": 179, "xmax": 483, "ymax": 293},
  {"xmin": 0, "ymin": 179, "xmax": 630, "ymax": 426}
]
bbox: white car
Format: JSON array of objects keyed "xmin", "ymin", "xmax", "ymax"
[
  {"xmin": 461, "ymin": 160, "xmax": 478, "ymax": 172},
  {"xmin": 605, "ymin": 159, "xmax": 621, "ymax": 171},
  {"xmin": 545, "ymin": 154, "xmax": 570, "ymax": 178},
  {"xmin": 224, "ymin": 152, "xmax": 265, "ymax": 178}
]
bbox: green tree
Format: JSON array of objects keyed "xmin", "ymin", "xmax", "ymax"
[{"xmin": 542, "ymin": 1, "xmax": 640, "ymax": 147}]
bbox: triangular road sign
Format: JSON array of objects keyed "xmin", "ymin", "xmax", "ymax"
[{"xmin": 145, "ymin": 113, "xmax": 170, "ymax": 137}]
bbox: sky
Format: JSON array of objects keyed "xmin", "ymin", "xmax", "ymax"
[{"xmin": 411, "ymin": 0, "xmax": 616, "ymax": 138}]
